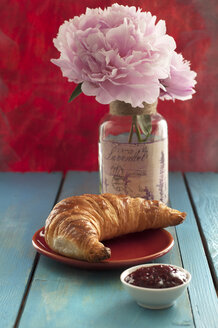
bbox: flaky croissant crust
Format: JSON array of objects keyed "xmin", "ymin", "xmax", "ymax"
[{"xmin": 45, "ymin": 193, "xmax": 186, "ymax": 262}]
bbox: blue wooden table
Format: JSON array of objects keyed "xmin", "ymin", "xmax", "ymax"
[{"xmin": 0, "ymin": 171, "xmax": 217, "ymax": 328}]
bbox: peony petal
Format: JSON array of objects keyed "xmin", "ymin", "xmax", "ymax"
[
  {"xmin": 160, "ymin": 51, "xmax": 197, "ymax": 101},
  {"xmin": 51, "ymin": 4, "xmax": 196, "ymax": 107}
]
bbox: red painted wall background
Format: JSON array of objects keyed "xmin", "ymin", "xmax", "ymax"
[{"xmin": 0, "ymin": 0, "xmax": 217, "ymax": 172}]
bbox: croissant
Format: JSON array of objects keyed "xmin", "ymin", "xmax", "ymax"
[{"xmin": 45, "ymin": 193, "xmax": 186, "ymax": 262}]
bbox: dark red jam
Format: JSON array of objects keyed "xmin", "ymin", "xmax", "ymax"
[{"xmin": 125, "ymin": 265, "xmax": 187, "ymax": 289}]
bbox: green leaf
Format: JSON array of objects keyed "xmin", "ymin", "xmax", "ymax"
[{"xmin": 68, "ymin": 83, "xmax": 83, "ymax": 102}]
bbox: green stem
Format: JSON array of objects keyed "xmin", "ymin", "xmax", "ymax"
[
  {"xmin": 134, "ymin": 120, "xmax": 142, "ymax": 142},
  {"xmin": 128, "ymin": 115, "xmax": 152, "ymax": 143},
  {"xmin": 136, "ymin": 114, "xmax": 152, "ymax": 142},
  {"xmin": 128, "ymin": 119, "xmax": 134, "ymax": 143},
  {"xmin": 143, "ymin": 115, "xmax": 152, "ymax": 141}
]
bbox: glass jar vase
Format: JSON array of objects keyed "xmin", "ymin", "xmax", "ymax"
[{"xmin": 98, "ymin": 100, "xmax": 168, "ymax": 203}]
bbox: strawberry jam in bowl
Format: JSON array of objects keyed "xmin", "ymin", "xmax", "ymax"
[
  {"xmin": 125, "ymin": 264, "xmax": 188, "ymax": 289},
  {"xmin": 120, "ymin": 263, "xmax": 191, "ymax": 309}
]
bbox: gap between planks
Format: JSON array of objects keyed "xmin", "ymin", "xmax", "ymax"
[
  {"xmin": 169, "ymin": 191, "xmax": 196, "ymax": 327},
  {"xmin": 13, "ymin": 174, "xmax": 65, "ymax": 328},
  {"xmin": 183, "ymin": 173, "xmax": 218, "ymax": 291}
]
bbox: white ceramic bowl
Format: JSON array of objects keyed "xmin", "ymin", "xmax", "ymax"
[{"xmin": 120, "ymin": 263, "xmax": 191, "ymax": 309}]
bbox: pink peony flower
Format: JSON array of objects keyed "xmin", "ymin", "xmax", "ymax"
[
  {"xmin": 51, "ymin": 4, "xmax": 177, "ymax": 107},
  {"xmin": 159, "ymin": 52, "xmax": 197, "ymax": 101}
]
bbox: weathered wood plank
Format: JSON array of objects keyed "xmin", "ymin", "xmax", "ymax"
[
  {"xmin": 170, "ymin": 172, "xmax": 218, "ymax": 328},
  {"xmin": 0, "ymin": 172, "xmax": 62, "ymax": 328},
  {"xmin": 185, "ymin": 172, "xmax": 218, "ymax": 287},
  {"xmin": 19, "ymin": 171, "xmax": 194, "ymax": 328},
  {"xmin": 59, "ymin": 170, "xmax": 100, "ymax": 199}
]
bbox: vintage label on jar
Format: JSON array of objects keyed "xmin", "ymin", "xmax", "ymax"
[{"xmin": 99, "ymin": 139, "xmax": 168, "ymax": 203}]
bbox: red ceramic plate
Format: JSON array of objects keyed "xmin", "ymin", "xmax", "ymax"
[{"xmin": 32, "ymin": 227, "xmax": 174, "ymax": 270}]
